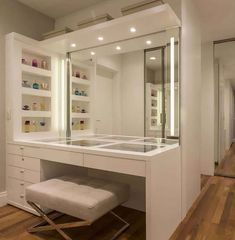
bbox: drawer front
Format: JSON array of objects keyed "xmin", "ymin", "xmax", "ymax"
[
  {"xmin": 23, "ymin": 146, "xmax": 40, "ymax": 158},
  {"xmin": 7, "ymin": 166, "xmax": 40, "ymax": 183},
  {"xmin": 39, "ymin": 149, "xmax": 83, "ymax": 167},
  {"xmin": 7, "ymin": 144, "xmax": 24, "ymax": 155},
  {"xmin": 7, "ymin": 177, "xmax": 24, "ymax": 206},
  {"xmin": 7, "ymin": 154, "xmax": 40, "ymax": 171},
  {"xmin": 84, "ymin": 154, "xmax": 146, "ymax": 177}
]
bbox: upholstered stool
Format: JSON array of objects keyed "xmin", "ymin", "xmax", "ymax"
[{"xmin": 26, "ymin": 175, "xmax": 130, "ymax": 240}]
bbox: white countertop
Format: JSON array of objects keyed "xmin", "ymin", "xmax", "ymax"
[{"xmin": 8, "ymin": 135, "xmax": 180, "ymax": 161}]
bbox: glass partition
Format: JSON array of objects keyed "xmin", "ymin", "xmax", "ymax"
[{"xmin": 67, "ymin": 28, "xmax": 180, "ymax": 142}]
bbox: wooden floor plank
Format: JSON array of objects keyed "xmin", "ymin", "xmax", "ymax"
[{"xmin": 0, "ymin": 205, "xmax": 145, "ymax": 240}]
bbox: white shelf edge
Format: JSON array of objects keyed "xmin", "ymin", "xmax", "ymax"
[
  {"xmin": 21, "ymin": 110, "xmax": 51, "ymax": 118},
  {"xmin": 22, "ymin": 87, "xmax": 51, "ymax": 97},
  {"xmin": 22, "ymin": 64, "xmax": 52, "ymax": 77},
  {"xmin": 72, "ymin": 95, "xmax": 90, "ymax": 102},
  {"xmin": 72, "ymin": 113, "xmax": 90, "ymax": 119},
  {"xmin": 71, "ymin": 77, "xmax": 90, "ymax": 86}
]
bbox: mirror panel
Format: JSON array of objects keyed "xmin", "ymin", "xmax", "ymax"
[{"xmin": 69, "ymin": 28, "xmax": 180, "ymax": 141}]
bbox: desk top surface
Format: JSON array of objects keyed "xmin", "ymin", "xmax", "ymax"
[{"xmin": 10, "ymin": 134, "xmax": 179, "ymax": 161}]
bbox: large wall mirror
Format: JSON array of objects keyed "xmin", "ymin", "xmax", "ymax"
[{"xmin": 68, "ymin": 28, "xmax": 180, "ymax": 141}]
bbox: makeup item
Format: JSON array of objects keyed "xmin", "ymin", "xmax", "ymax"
[
  {"xmin": 32, "ymin": 82, "xmax": 39, "ymax": 89},
  {"xmin": 76, "ymin": 106, "xmax": 80, "ymax": 113},
  {"xmin": 22, "ymin": 58, "xmax": 27, "ymax": 65},
  {"xmin": 81, "ymin": 109, "xmax": 86, "ymax": 113},
  {"xmin": 81, "ymin": 91, "xmax": 85, "ymax": 96},
  {"xmin": 32, "ymin": 59, "xmax": 38, "ymax": 67},
  {"xmin": 40, "ymin": 103, "xmax": 46, "ymax": 111},
  {"xmin": 41, "ymin": 60, "xmax": 47, "ymax": 69},
  {"xmin": 80, "ymin": 120, "xmax": 85, "ymax": 130},
  {"xmin": 75, "ymin": 122, "xmax": 80, "ymax": 130},
  {"xmin": 82, "ymin": 74, "xmax": 87, "ymax": 80},
  {"xmin": 75, "ymin": 89, "xmax": 80, "ymax": 95},
  {"xmin": 32, "ymin": 103, "xmax": 38, "ymax": 111},
  {"xmin": 72, "ymin": 106, "xmax": 75, "ymax": 112},
  {"xmin": 22, "ymin": 105, "xmax": 30, "ymax": 111},
  {"xmin": 39, "ymin": 121, "xmax": 46, "ymax": 127},
  {"xmin": 76, "ymin": 71, "xmax": 80, "ymax": 78},
  {"xmin": 31, "ymin": 121, "xmax": 37, "ymax": 132},
  {"xmin": 41, "ymin": 83, "xmax": 48, "ymax": 90},
  {"xmin": 22, "ymin": 80, "xmax": 30, "ymax": 88},
  {"xmin": 24, "ymin": 120, "xmax": 30, "ymax": 133}
]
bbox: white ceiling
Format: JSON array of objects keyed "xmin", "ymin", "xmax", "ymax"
[
  {"xmin": 195, "ymin": 0, "xmax": 235, "ymax": 42},
  {"xmin": 17, "ymin": 0, "xmax": 106, "ymax": 19}
]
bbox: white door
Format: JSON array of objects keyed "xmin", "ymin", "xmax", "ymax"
[{"xmin": 94, "ymin": 74, "xmax": 113, "ymax": 134}]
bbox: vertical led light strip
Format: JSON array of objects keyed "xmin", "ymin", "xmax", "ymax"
[
  {"xmin": 61, "ymin": 59, "xmax": 65, "ymax": 132},
  {"xmin": 170, "ymin": 37, "xmax": 175, "ymax": 136}
]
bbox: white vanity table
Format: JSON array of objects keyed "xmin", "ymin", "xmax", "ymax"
[{"xmin": 5, "ymin": 4, "xmax": 181, "ymax": 240}]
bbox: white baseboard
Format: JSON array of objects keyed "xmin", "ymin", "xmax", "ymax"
[{"xmin": 0, "ymin": 191, "xmax": 7, "ymax": 207}]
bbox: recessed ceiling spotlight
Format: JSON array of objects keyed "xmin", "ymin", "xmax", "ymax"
[
  {"xmin": 146, "ymin": 40, "xmax": 152, "ymax": 45},
  {"xmin": 150, "ymin": 57, "xmax": 156, "ymax": 60},
  {"xmin": 70, "ymin": 43, "xmax": 76, "ymax": 48},
  {"xmin": 130, "ymin": 27, "xmax": 136, "ymax": 33},
  {"xmin": 116, "ymin": 46, "xmax": 121, "ymax": 50},
  {"xmin": 98, "ymin": 36, "xmax": 104, "ymax": 41},
  {"xmin": 91, "ymin": 51, "xmax": 96, "ymax": 56}
]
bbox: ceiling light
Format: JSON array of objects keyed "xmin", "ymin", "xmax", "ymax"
[
  {"xmin": 116, "ymin": 46, "xmax": 121, "ymax": 50},
  {"xmin": 146, "ymin": 40, "xmax": 152, "ymax": 45},
  {"xmin": 91, "ymin": 51, "xmax": 96, "ymax": 56},
  {"xmin": 70, "ymin": 43, "xmax": 76, "ymax": 48},
  {"xmin": 150, "ymin": 57, "xmax": 156, "ymax": 60},
  {"xmin": 130, "ymin": 27, "xmax": 136, "ymax": 33},
  {"xmin": 98, "ymin": 36, "xmax": 104, "ymax": 41}
]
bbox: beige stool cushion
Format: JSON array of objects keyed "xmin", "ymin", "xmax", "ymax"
[{"xmin": 26, "ymin": 176, "xmax": 129, "ymax": 222}]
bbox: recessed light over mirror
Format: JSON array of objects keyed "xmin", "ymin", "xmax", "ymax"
[
  {"xmin": 146, "ymin": 40, "xmax": 152, "ymax": 45},
  {"xmin": 91, "ymin": 51, "xmax": 96, "ymax": 56},
  {"xmin": 130, "ymin": 27, "xmax": 136, "ymax": 33},
  {"xmin": 98, "ymin": 36, "xmax": 104, "ymax": 41},
  {"xmin": 116, "ymin": 46, "xmax": 121, "ymax": 50},
  {"xmin": 150, "ymin": 56, "xmax": 156, "ymax": 60},
  {"xmin": 70, "ymin": 43, "xmax": 76, "ymax": 48}
]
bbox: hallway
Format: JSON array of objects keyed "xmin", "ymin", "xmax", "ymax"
[{"xmin": 215, "ymin": 143, "xmax": 235, "ymax": 178}]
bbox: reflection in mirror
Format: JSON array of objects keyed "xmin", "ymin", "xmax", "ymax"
[{"xmin": 69, "ymin": 28, "xmax": 180, "ymax": 142}]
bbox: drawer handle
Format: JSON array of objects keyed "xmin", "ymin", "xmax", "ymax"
[
  {"xmin": 22, "ymin": 158, "xmax": 24, "ymax": 161},
  {"xmin": 20, "ymin": 182, "xmax": 24, "ymax": 186},
  {"xmin": 20, "ymin": 146, "xmax": 24, "ymax": 150},
  {"xmin": 20, "ymin": 170, "xmax": 24, "ymax": 173},
  {"xmin": 20, "ymin": 195, "xmax": 24, "ymax": 199}
]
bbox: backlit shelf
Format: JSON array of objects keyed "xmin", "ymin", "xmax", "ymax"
[
  {"xmin": 22, "ymin": 64, "xmax": 52, "ymax": 77},
  {"xmin": 22, "ymin": 87, "xmax": 51, "ymax": 97},
  {"xmin": 21, "ymin": 110, "xmax": 51, "ymax": 118}
]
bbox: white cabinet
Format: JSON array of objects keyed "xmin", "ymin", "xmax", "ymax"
[{"xmin": 6, "ymin": 144, "xmax": 41, "ymax": 214}]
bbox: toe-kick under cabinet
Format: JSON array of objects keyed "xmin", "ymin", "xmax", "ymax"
[{"xmin": 6, "ymin": 145, "xmax": 40, "ymax": 214}]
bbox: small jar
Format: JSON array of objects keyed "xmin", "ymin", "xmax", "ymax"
[
  {"xmin": 32, "ymin": 103, "xmax": 38, "ymax": 111},
  {"xmin": 32, "ymin": 59, "xmax": 38, "ymax": 67},
  {"xmin": 40, "ymin": 103, "xmax": 46, "ymax": 111},
  {"xmin": 80, "ymin": 120, "xmax": 85, "ymax": 130},
  {"xmin": 41, "ymin": 60, "xmax": 47, "ymax": 69},
  {"xmin": 76, "ymin": 71, "xmax": 80, "ymax": 78},
  {"xmin": 24, "ymin": 121, "xmax": 30, "ymax": 133},
  {"xmin": 76, "ymin": 106, "xmax": 80, "ymax": 113},
  {"xmin": 32, "ymin": 82, "xmax": 39, "ymax": 89}
]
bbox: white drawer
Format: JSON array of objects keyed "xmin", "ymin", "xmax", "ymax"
[
  {"xmin": 7, "ymin": 177, "xmax": 36, "ymax": 208},
  {"xmin": 7, "ymin": 165, "xmax": 40, "ymax": 183},
  {"xmin": 7, "ymin": 154, "xmax": 40, "ymax": 171},
  {"xmin": 7, "ymin": 177, "xmax": 24, "ymax": 206},
  {"xmin": 39, "ymin": 149, "xmax": 84, "ymax": 167},
  {"xmin": 7, "ymin": 144, "xmax": 40, "ymax": 158},
  {"xmin": 84, "ymin": 154, "xmax": 146, "ymax": 177},
  {"xmin": 7, "ymin": 144, "xmax": 24, "ymax": 155}
]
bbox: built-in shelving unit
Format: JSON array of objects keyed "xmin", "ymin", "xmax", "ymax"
[
  {"xmin": 71, "ymin": 62, "xmax": 94, "ymax": 134},
  {"xmin": 20, "ymin": 49, "xmax": 53, "ymax": 135},
  {"xmin": 146, "ymin": 83, "xmax": 162, "ymax": 132}
]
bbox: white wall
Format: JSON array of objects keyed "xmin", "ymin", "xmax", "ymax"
[
  {"xmin": 55, "ymin": 0, "xmax": 181, "ymax": 30},
  {"xmin": 0, "ymin": 0, "xmax": 54, "ymax": 192},
  {"xmin": 181, "ymin": 0, "xmax": 202, "ymax": 216},
  {"xmin": 200, "ymin": 42, "xmax": 215, "ymax": 175}
]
